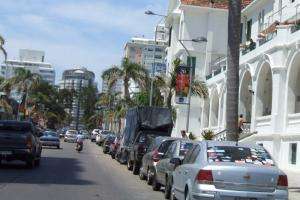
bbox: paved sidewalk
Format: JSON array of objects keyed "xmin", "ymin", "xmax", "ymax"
[{"xmin": 285, "ymin": 170, "xmax": 300, "ymax": 200}]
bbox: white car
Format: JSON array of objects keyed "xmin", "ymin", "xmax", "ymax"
[
  {"xmin": 91, "ymin": 129, "xmax": 101, "ymax": 142},
  {"xmin": 64, "ymin": 130, "xmax": 78, "ymax": 143}
]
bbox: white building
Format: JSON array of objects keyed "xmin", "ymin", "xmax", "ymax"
[
  {"xmin": 60, "ymin": 67, "xmax": 95, "ymax": 129},
  {"xmin": 124, "ymin": 37, "xmax": 168, "ymax": 75},
  {"xmin": 101, "ymin": 78, "xmax": 123, "ymax": 94},
  {"xmin": 166, "ymin": 0, "xmax": 300, "ymax": 171},
  {"xmin": 1, "ymin": 49, "xmax": 55, "ymax": 85}
]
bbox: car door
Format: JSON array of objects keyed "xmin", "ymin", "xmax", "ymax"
[{"xmin": 173, "ymin": 145, "xmax": 195, "ymax": 199}]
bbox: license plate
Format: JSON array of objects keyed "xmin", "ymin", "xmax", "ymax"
[{"xmin": 0, "ymin": 151, "xmax": 12, "ymax": 155}]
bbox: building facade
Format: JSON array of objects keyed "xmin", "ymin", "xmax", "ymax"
[
  {"xmin": 59, "ymin": 67, "xmax": 95, "ymax": 129},
  {"xmin": 1, "ymin": 49, "xmax": 55, "ymax": 85}
]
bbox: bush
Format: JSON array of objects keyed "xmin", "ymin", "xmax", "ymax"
[{"xmin": 201, "ymin": 130, "xmax": 214, "ymax": 140}]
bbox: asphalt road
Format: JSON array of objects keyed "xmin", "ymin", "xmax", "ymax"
[{"xmin": 0, "ymin": 141, "xmax": 164, "ymax": 200}]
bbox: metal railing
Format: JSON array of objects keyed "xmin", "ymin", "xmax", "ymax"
[{"xmin": 206, "ymin": 57, "xmax": 227, "ymax": 80}]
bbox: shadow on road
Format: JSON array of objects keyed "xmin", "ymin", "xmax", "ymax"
[{"xmin": 0, "ymin": 157, "xmax": 95, "ymax": 186}]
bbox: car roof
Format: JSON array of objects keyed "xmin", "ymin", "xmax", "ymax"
[{"xmin": 196, "ymin": 140, "xmax": 265, "ymax": 149}]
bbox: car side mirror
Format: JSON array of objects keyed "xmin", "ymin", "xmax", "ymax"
[{"xmin": 170, "ymin": 157, "xmax": 181, "ymax": 167}]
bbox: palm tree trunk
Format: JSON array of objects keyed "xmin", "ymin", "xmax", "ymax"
[
  {"xmin": 166, "ymin": 88, "xmax": 173, "ymax": 108},
  {"xmin": 226, "ymin": 0, "xmax": 241, "ymax": 141},
  {"xmin": 124, "ymin": 77, "xmax": 130, "ymax": 101}
]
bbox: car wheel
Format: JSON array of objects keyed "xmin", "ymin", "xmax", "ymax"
[
  {"xmin": 34, "ymin": 159, "xmax": 40, "ymax": 167},
  {"xmin": 26, "ymin": 159, "xmax": 35, "ymax": 169},
  {"xmin": 139, "ymin": 166, "xmax": 146, "ymax": 180},
  {"xmin": 127, "ymin": 160, "xmax": 133, "ymax": 171},
  {"xmin": 111, "ymin": 154, "xmax": 115, "ymax": 159},
  {"xmin": 185, "ymin": 188, "xmax": 191, "ymax": 200},
  {"xmin": 132, "ymin": 161, "xmax": 139, "ymax": 175},
  {"xmin": 164, "ymin": 177, "xmax": 171, "ymax": 199},
  {"xmin": 152, "ymin": 172, "xmax": 161, "ymax": 191},
  {"xmin": 57, "ymin": 145, "xmax": 60, "ymax": 149},
  {"xmin": 146, "ymin": 168, "xmax": 153, "ymax": 185}
]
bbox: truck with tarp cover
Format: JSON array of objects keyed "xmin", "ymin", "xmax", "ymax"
[{"xmin": 116, "ymin": 107, "xmax": 173, "ymax": 164}]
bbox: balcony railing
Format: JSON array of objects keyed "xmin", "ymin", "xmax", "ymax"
[
  {"xmin": 206, "ymin": 57, "xmax": 227, "ymax": 80},
  {"xmin": 241, "ymin": 42, "xmax": 256, "ymax": 55}
]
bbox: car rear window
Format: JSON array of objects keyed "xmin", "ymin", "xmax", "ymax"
[
  {"xmin": 0, "ymin": 123, "xmax": 32, "ymax": 133},
  {"xmin": 207, "ymin": 146, "xmax": 274, "ymax": 166},
  {"xmin": 158, "ymin": 140, "xmax": 174, "ymax": 153},
  {"xmin": 179, "ymin": 142, "xmax": 194, "ymax": 156}
]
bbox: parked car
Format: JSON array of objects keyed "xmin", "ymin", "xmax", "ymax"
[
  {"xmin": 109, "ymin": 136, "xmax": 121, "ymax": 159},
  {"xmin": 0, "ymin": 120, "xmax": 42, "ymax": 168},
  {"xmin": 103, "ymin": 134, "xmax": 116, "ymax": 154},
  {"xmin": 139, "ymin": 137, "xmax": 176, "ymax": 183},
  {"xmin": 91, "ymin": 129, "xmax": 101, "ymax": 142},
  {"xmin": 171, "ymin": 141, "xmax": 288, "ymax": 200},
  {"xmin": 154, "ymin": 139, "xmax": 194, "ymax": 197},
  {"xmin": 64, "ymin": 130, "xmax": 78, "ymax": 143},
  {"xmin": 96, "ymin": 130, "xmax": 113, "ymax": 146},
  {"xmin": 40, "ymin": 131, "xmax": 60, "ymax": 149}
]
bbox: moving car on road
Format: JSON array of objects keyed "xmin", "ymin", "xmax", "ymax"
[
  {"xmin": 40, "ymin": 131, "xmax": 60, "ymax": 149},
  {"xmin": 91, "ymin": 129, "xmax": 101, "ymax": 142},
  {"xmin": 79, "ymin": 130, "xmax": 90, "ymax": 139},
  {"xmin": 64, "ymin": 130, "xmax": 78, "ymax": 143},
  {"xmin": 171, "ymin": 141, "xmax": 288, "ymax": 200},
  {"xmin": 0, "ymin": 120, "xmax": 42, "ymax": 168},
  {"xmin": 139, "ymin": 137, "xmax": 176, "ymax": 185},
  {"xmin": 154, "ymin": 139, "xmax": 193, "ymax": 198},
  {"xmin": 103, "ymin": 134, "xmax": 116, "ymax": 154}
]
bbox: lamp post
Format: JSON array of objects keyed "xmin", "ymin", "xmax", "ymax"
[
  {"xmin": 178, "ymin": 37, "xmax": 207, "ymax": 133},
  {"xmin": 145, "ymin": 10, "xmax": 167, "ymax": 106}
]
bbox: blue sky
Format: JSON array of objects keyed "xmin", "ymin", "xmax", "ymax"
[{"xmin": 0, "ymin": 0, "xmax": 168, "ymax": 87}]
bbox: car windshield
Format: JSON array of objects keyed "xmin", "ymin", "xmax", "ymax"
[
  {"xmin": 179, "ymin": 142, "xmax": 194, "ymax": 156},
  {"xmin": 43, "ymin": 132, "xmax": 57, "ymax": 137},
  {"xmin": 207, "ymin": 146, "xmax": 274, "ymax": 166},
  {"xmin": 0, "ymin": 123, "xmax": 32, "ymax": 134},
  {"xmin": 68, "ymin": 130, "xmax": 77, "ymax": 135}
]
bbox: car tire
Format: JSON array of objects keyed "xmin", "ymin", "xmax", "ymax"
[
  {"xmin": 152, "ymin": 172, "xmax": 161, "ymax": 191},
  {"xmin": 57, "ymin": 145, "xmax": 60, "ymax": 149},
  {"xmin": 26, "ymin": 159, "xmax": 35, "ymax": 169},
  {"xmin": 127, "ymin": 160, "xmax": 133, "ymax": 171},
  {"xmin": 132, "ymin": 161, "xmax": 139, "ymax": 175},
  {"xmin": 139, "ymin": 166, "xmax": 146, "ymax": 180},
  {"xmin": 111, "ymin": 154, "xmax": 115, "ymax": 159},
  {"xmin": 146, "ymin": 168, "xmax": 153, "ymax": 185},
  {"xmin": 164, "ymin": 177, "xmax": 171, "ymax": 199}
]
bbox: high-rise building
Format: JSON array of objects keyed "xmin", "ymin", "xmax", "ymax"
[
  {"xmin": 1, "ymin": 49, "xmax": 55, "ymax": 85},
  {"xmin": 59, "ymin": 67, "xmax": 95, "ymax": 129}
]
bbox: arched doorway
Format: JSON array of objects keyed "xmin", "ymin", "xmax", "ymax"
[
  {"xmin": 210, "ymin": 90, "xmax": 219, "ymax": 127},
  {"xmin": 240, "ymin": 71, "xmax": 253, "ymax": 122},
  {"xmin": 256, "ymin": 63, "xmax": 273, "ymax": 117},
  {"xmin": 202, "ymin": 99, "xmax": 210, "ymax": 128},
  {"xmin": 287, "ymin": 54, "xmax": 300, "ymax": 114}
]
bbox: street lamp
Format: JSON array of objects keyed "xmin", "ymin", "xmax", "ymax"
[
  {"xmin": 145, "ymin": 10, "xmax": 168, "ymax": 106},
  {"xmin": 178, "ymin": 37, "xmax": 207, "ymax": 133}
]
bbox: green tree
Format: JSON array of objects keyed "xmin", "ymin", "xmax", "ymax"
[
  {"xmin": 226, "ymin": 0, "xmax": 241, "ymax": 141},
  {"xmin": 80, "ymin": 84, "xmax": 98, "ymax": 130}
]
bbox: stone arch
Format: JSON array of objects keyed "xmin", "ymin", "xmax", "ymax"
[
  {"xmin": 209, "ymin": 88, "xmax": 219, "ymax": 127},
  {"xmin": 256, "ymin": 62, "xmax": 273, "ymax": 117},
  {"xmin": 239, "ymin": 70, "xmax": 253, "ymax": 122},
  {"xmin": 286, "ymin": 51, "xmax": 300, "ymax": 114}
]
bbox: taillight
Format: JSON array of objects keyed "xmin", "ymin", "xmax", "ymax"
[
  {"xmin": 196, "ymin": 169, "xmax": 213, "ymax": 184},
  {"xmin": 26, "ymin": 136, "xmax": 33, "ymax": 149},
  {"xmin": 152, "ymin": 148, "xmax": 160, "ymax": 162},
  {"xmin": 277, "ymin": 175, "xmax": 288, "ymax": 188}
]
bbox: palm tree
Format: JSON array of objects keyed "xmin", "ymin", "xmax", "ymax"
[
  {"xmin": 226, "ymin": 0, "xmax": 241, "ymax": 141},
  {"xmin": 102, "ymin": 58, "xmax": 149, "ymax": 102}
]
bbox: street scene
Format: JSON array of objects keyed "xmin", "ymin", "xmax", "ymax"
[{"xmin": 0, "ymin": 0, "xmax": 300, "ymax": 200}]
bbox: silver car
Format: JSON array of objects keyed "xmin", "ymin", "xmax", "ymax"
[{"xmin": 171, "ymin": 141, "xmax": 288, "ymax": 200}]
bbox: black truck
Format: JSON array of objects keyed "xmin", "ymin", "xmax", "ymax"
[{"xmin": 116, "ymin": 107, "xmax": 173, "ymax": 173}]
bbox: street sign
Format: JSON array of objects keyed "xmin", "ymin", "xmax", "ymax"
[{"xmin": 175, "ymin": 64, "xmax": 190, "ymax": 104}]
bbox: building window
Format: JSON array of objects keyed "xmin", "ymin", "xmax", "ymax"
[
  {"xmin": 246, "ymin": 19, "xmax": 252, "ymax": 41},
  {"xmin": 290, "ymin": 143, "xmax": 297, "ymax": 165}
]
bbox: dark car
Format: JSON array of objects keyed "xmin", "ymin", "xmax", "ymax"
[
  {"xmin": 139, "ymin": 136, "xmax": 176, "ymax": 184},
  {"xmin": 154, "ymin": 139, "xmax": 194, "ymax": 198},
  {"xmin": 109, "ymin": 136, "xmax": 121, "ymax": 159},
  {"xmin": 0, "ymin": 120, "xmax": 42, "ymax": 168},
  {"xmin": 127, "ymin": 132, "xmax": 157, "ymax": 174},
  {"xmin": 103, "ymin": 134, "xmax": 116, "ymax": 154},
  {"xmin": 40, "ymin": 131, "xmax": 60, "ymax": 149}
]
